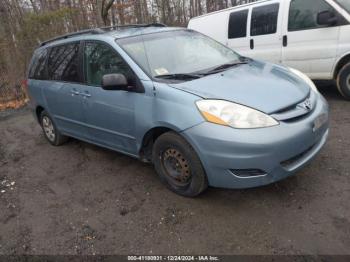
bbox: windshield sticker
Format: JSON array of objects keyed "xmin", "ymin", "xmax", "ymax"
[{"xmin": 154, "ymin": 68, "xmax": 169, "ymax": 75}]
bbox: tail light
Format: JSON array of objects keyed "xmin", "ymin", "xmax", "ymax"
[{"xmin": 22, "ymin": 79, "xmax": 28, "ymax": 89}]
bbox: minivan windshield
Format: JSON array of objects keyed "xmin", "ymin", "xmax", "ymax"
[
  {"xmin": 117, "ymin": 30, "xmax": 240, "ymax": 78},
  {"xmin": 335, "ymin": 0, "xmax": 350, "ymax": 13}
]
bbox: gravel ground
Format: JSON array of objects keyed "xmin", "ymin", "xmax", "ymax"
[{"xmin": 0, "ymin": 83, "xmax": 349, "ymax": 255}]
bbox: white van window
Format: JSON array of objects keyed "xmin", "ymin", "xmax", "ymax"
[
  {"xmin": 289, "ymin": 0, "xmax": 337, "ymax": 31},
  {"xmin": 228, "ymin": 9, "xmax": 249, "ymax": 39},
  {"xmin": 251, "ymin": 3, "xmax": 279, "ymax": 36}
]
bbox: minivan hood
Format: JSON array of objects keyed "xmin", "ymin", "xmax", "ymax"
[{"xmin": 169, "ymin": 61, "xmax": 311, "ymax": 114}]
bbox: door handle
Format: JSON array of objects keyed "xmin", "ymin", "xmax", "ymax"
[
  {"xmin": 283, "ymin": 35, "xmax": 288, "ymax": 47},
  {"xmin": 250, "ymin": 39, "xmax": 254, "ymax": 50},
  {"xmin": 81, "ymin": 92, "xmax": 91, "ymax": 98},
  {"xmin": 71, "ymin": 90, "xmax": 80, "ymax": 96}
]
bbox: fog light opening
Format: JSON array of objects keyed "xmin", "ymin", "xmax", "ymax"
[{"xmin": 230, "ymin": 169, "xmax": 267, "ymax": 178}]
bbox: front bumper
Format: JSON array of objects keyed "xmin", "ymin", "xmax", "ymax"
[{"xmin": 182, "ymin": 94, "xmax": 329, "ymax": 189}]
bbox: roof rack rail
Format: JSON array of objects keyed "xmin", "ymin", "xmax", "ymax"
[
  {"xmin": 40, "ymin": 28, "xmax": 104, "ymax": 47},
  {"xmin": 39, "ymin": 23, "xmax": 167, "ymax": 47},
  {"xmin": 99, "ymin": 23, "xmax": 167, "ymax": 31}
]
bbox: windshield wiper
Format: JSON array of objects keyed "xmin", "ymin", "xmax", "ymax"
[
  {"xmin": 154, "ymin": 73, "xmax": 203, "ymax": 80},
  {"xmin": 204, "ymin": 60, "xmax": 248, "ymax": 75}
]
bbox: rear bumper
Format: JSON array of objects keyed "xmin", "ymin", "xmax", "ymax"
[{"xmin": 182, "ymin": 94, "xmax": 329, "ymax": 189}]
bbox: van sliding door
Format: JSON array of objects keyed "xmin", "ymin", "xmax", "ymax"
[
  {"xmin": 248, "ymin": 1, "xmax": 284, "ymax": 64},
  {"xmin": 226, "ymin": 9, "xmax": 251, "ymax": 55}
]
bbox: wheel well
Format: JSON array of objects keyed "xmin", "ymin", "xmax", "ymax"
[
  {"xmin": 139, "ymin": 127, "xmax": 173, "ymax": 162},
  {"xmin": 334, "ymin": 54, "xmax": 350, "ymax": 79},
  {"xmin": 35, "ymin": 106, "xmax": 45, "ymax": 123}
]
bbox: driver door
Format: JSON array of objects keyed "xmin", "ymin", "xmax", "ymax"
[
  {"xmin": 81, "ymin": 41, "xmax": 138, "ymax": 155},
  {"xmin": 281, "ymin": 0, "xmax": 345, "ymax": 79}
]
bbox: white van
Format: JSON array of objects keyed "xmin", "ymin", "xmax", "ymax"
[{"xmin": 188, "ymin": 0, "xmax": 350, "ymax": 99}]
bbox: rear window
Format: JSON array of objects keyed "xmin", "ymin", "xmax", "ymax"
[
  {"xmin": 47, "ymin": 43, "xmax": 80, "ymax": 83},
  {"xmin": 28, "ymin": 48, "xmax": 48, "ymax": 80},
  {"xmin": 228, "ymin": 10, "xmax": 249, "ymax": 39},
  {"xmin": 251, "ymin": 3, "xmax": 279, "ymax": 36}
]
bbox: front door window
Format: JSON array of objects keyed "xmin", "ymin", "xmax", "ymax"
[{"xmin": 84, "ymin": 42, "xmax": 134, "ymax": 86}]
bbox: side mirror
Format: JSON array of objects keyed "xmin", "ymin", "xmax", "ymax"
[
  {"xmin": 101, "ymin": 73, "xmax": 130, "ymax": 91},
  {"xmin": 317, "ymin": 10, "xmax": 338, "ymax": 26}
]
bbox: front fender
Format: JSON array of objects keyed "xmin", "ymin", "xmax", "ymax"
[{"xmin": 134, "ymin": 81, "xmax": 204, "ymax": 152}]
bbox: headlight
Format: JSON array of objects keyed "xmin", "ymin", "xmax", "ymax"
[
  {"xmin": 196, "ymin": 100, "xmax": 279, "ymax": 129},
  {"xmin": 289, "ymin": 68, "xmax": 318, "ymax": 93}
]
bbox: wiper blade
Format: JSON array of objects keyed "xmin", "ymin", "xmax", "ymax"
[
  {"xmin": 204, "ymin": 61, "xmax": 248, "ymax": 75},
  {"xmin": 154, "ymin": 73, "xmax": 202, "ymax": 80},
  {"xmin": 239, "ymin": 56, "xmax": 252, "ymax": 62}
]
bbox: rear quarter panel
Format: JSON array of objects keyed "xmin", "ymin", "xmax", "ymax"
[
  {"xmin": 188, "ymin": 12, "xmax": 229, "ymax": 44},
  {"xmin": 334, "ymin": 25, "xmax": 350, "ymax": 74},
  {"xmin": 27, "ymin": 79, "xmax": 50, "ymax": 120}
]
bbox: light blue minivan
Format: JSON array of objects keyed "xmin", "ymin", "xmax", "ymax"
[{"xmin": 27, "ymin": 24, "xmax": 329, "ymax": 197}]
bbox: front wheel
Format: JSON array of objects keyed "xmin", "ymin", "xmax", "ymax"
[
  {"xmin": 337, "ymin": 63, "xmax": 350, "ymax": 100},
  {"xmin": 152, "ymin": 132, "xmax": 208, "ymax": 197}
]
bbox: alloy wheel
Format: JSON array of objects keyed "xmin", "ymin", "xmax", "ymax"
[{"xmin": 42, "ymin": 116, "xmax": 56, "ymax": 142}]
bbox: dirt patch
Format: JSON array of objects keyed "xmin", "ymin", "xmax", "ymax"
[{"xmin": 0, "ymin": 99, "xmax": 28, "ymax": 111}]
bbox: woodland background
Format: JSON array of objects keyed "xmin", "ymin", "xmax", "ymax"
[{"xmin": 0, "ymin": 0, "xmax": 256, "ymax": 108}]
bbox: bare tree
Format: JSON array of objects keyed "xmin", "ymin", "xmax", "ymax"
[{"xmin": 101, "ymin": 0, "xmax": 115, "ymax": 25}]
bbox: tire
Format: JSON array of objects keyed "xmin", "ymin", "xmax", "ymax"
[
  {"xmin": 337, "ymin": 62, "xmax": 350, "ymax": 100},
  {"xmin": 40, "ymin": 110, "xmax": 68, "ymax": 146},
  {"xmin": 152, "ymin": 132, "xmax": 208, "ymax": 197}
]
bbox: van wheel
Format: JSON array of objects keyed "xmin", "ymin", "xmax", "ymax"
[
  {"xmin": 152, "ymin": 132, "xmax": 208, "ymax": 197},
  {"xmin": 40, "ymin": 111, "xmax": 68, "ymax": 146},
  {"xmin": 337, "ymin": 63, "xmax": 350, "ymax": 100}
]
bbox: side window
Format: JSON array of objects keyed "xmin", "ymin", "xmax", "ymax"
[
  {"xmin": 84, "ymin": 42, "xmax": 134, "ymax": 86},
  {"xmin": 28, "ymin": 49, "xmax": 48, "ymax": 80},
  {"xmin": 289, "ymin": 0, "xmax": 339, "ymax": 31},
  {"xmin": 48, "ymin": 43, "xmax": 80, "ymax": 82},
  {"xmin": 228, "ymin": 10, "xmax": 249, "ymax": 39},
  {"xmin": 251, "ymin": 3, "xmax": 279, "ymax": 36}
]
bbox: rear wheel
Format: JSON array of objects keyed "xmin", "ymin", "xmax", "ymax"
[
  {"xmin": 152, "ymin": 132, "xmax": 208, "ymax": 197},
  {"xmin": 337, "ymin": 63, "xmax": 350, "ymax": 100},
  {"xmin": 40, "ymin": 110, "xmax": 68, "ymax": 146}
]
